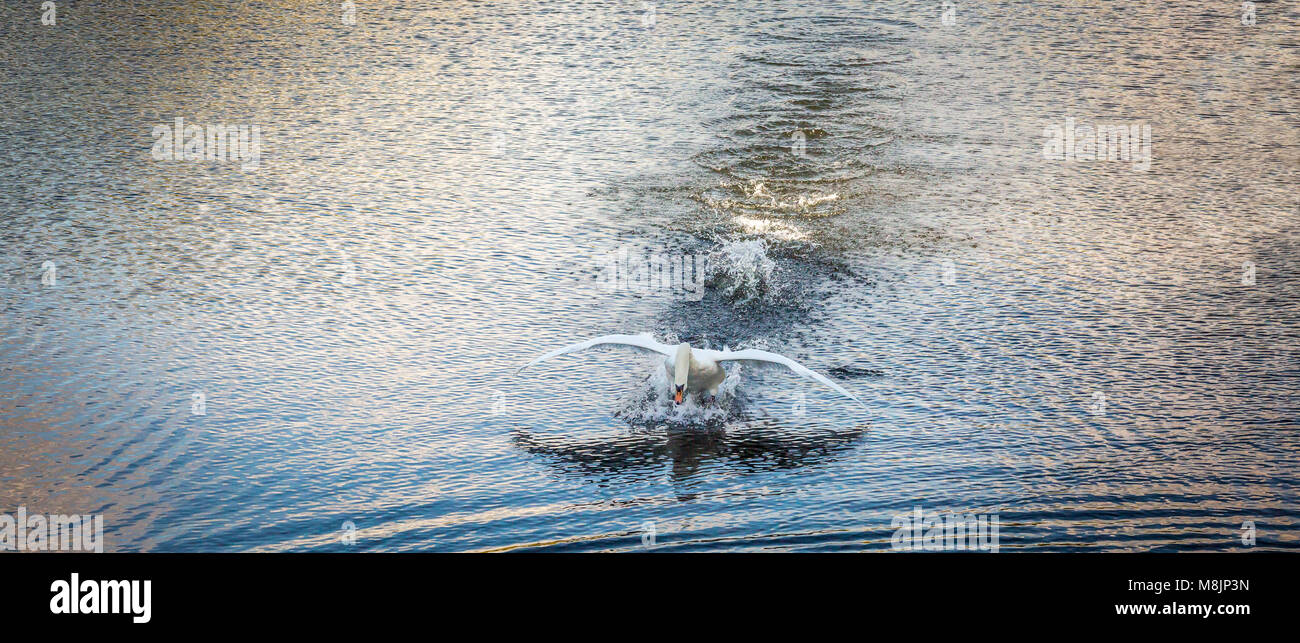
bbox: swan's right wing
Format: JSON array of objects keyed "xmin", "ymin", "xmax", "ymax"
[
  {"xmin": 516, "ymin": 334, "xmax": 675, "ymax": 374},
  {"xmin": 707, "ymin": 348, "xmax": 868, "ymax": 409}
]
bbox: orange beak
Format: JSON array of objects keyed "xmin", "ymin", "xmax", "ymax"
[{"xmin": 674, "ymin": 390, "xmax": 683, "ymax": 404}]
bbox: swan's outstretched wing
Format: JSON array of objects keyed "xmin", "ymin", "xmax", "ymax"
[
  {"xmin": 516, "ymin": 334, "xmax": 675, "ymax": 374},
  {"xmin": 706, "ymin": 348, "xmax": 867, "ymax": 409}
]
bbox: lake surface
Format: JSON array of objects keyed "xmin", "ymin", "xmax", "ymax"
[{"xmin": 1, "ymin": 0, "xmax": 1297, "ymax": 551}]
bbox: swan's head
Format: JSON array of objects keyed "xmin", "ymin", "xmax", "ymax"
[{"xmin": 673, "ymin": 343, "xmax": 691, "ymax": 404}]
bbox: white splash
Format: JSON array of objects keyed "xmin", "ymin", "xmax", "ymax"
[
  {"xmin": 614, "ymin": 362, "xmax": 744, "ymax": 425},
  {"xmin": 696, "ymin": 180, "xmax": 840, "ymax": 219},
  {"xmin": 745, "ymin": 181, "xmax": 839, "ymax": 214},
  {"xmin": 707, "ymin": 238, "xmax": 781, "ymax": 305}
]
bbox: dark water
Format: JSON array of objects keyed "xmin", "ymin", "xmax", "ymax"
[{"xmin": 1, "ymin": 1, "xmax": 1297, "ymax": 551}]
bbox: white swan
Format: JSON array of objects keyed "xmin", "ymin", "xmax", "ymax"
[{"xmin": 516, "ymin": 333, "xmax": 867, "ymax": 409}]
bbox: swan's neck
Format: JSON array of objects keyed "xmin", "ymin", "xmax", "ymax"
[{"xmin": 673, "ymin": 344, "xmax": 691, "ymax": 386}]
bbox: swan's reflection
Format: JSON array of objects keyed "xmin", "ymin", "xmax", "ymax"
[{"xmin": 513, "ymin": 419, "xmax": 867, "ymax": 500}]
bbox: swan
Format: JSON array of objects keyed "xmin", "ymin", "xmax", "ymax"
[{"xmin": 516, "ymin": 333, "xmax": 867, "ymax": 409}]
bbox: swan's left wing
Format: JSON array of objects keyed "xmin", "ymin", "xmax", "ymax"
[
  {"xmin": 706, "ymin": 348, "xmax": 867, "ymax": 409},
  {"xmin": 516, "ymin": 334, "xmax": 675, "ymax": 374}
]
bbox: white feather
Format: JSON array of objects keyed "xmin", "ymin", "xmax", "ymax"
[
  {"xmin": 516, "ymin": 333, "xmax": 674, "ymax": 374},
  {"xmin": 698, "ymin": 347, "xmax": 868, "ymax": 409}
]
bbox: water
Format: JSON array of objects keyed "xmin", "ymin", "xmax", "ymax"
[{"xmin": 1, "ymin": 1, "xmax": 1297, "ymax": 552}]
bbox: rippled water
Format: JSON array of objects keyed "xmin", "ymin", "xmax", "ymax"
[{"xmin": 1, "ymin": 1, "xmax": 1297, "ymax": 551}]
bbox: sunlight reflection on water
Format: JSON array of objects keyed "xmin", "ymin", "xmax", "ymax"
[{"xmin": 0, "ymin": 0, "xmax": 1297, "ymax": 552}]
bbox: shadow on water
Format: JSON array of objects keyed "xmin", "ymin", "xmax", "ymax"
[{"xmin": 512, "ymin": 420, "xmax": 868, "ymax": 501}]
